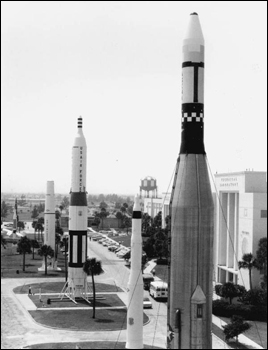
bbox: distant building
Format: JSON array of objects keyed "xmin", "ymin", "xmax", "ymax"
[
  {"xmin": 214, "ymin": 171, "xmax": 267, "ymax": 290},
  {"xmin": 143, "ymin": 193, "xmax": 170, "ymax": 228}
]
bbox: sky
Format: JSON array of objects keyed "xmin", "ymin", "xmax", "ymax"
[{"xmin": 1, "ymin": 1, "xmax": 267, "ymax": 196}]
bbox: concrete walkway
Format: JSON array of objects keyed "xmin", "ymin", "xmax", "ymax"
[{"xmin": 144, "ymin": 259, "xmax": 264, "ymax": 349}]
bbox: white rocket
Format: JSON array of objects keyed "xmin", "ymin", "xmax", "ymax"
[
  {"xmin": 12, "ymin": 198, "xmax": 18, "ymax": 239},
  {"xmin": 39, "ymin": 181, "xmax": 59, "ymax": 271},
  {"xmin": 126, "ymin": 195, "xmax": 143, "ymax": 349},
  {"xmin": 68, "ymin": 117, "xmax": 88, "ymax": 298}
]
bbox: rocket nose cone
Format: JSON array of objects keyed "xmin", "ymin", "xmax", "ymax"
[
  {"xmin": 184, "ymin": 12, "xmax": 204, "ymax": 42},
  {"xmin": 133, "ymin": 195, "xmax": 141, "ymax": 211}
]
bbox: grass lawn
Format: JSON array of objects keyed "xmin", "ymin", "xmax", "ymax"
[
  {"xmin": 29, "ymin": 293, "xmax": 125, "ymax": 308},
  {"xmin": 29, "ymin": 308, "xmax": 149, "ymax": 331},
  {"xmin": 109, "ymin": 236, "xmax": 131, "ymax": 248},
  {"xmin": 1, "ymin": 243, "xmax": 67, "ymax": 278},
  {"xmin": 23, "ymin": 341, "xmax": 163, "ymax": 349},
  {"xmin": 13, "ymin": 281, "xmax": 123, "ymax": 294}
]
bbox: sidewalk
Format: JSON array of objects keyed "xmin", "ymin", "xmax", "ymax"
[{"xmin": 145, "ymin": 260, "xmax": 264, "ymax": 349}]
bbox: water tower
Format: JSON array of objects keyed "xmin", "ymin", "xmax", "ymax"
[{"xmin": 140, "ymin": 176, "xmax": 158, "ymax": 198}]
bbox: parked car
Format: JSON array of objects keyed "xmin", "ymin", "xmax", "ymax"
[
  {"xmin": 92, "ymin": 235, "xmax": 103, "ymax": 241},
  {"xmin": 108, "ymin": 245, "xmax": 119, "ymax": 251},
  {"xmin": 143, "ymin": 297, "xmax": 153, "ymax": 309}
]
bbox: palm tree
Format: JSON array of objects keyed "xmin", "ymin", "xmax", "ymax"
[
  {"xmin": 60, "ymin": 236, "xmax": 68, "ymax": 282},
  {"xmin": 238, "ymin": 253, "xmax": 258, "ymax": 290},
  {"xmin": 30, "ymin": 239, "xmax": 40, "ymax": 260},
  {"xmin": 38, "ymin": 245, "xmax": 54, "ymax": 275},
  {"xmin": 17, "ymin": 236, "xmax": 32, "ymax": 271},
  {"xmin": 83, "ymin": 258, "xmax": 104, "ymax": 318},
  {"xmin": 55, "ymin": 233, "xmax": 61, "ymax": 261},
  {"xmin": 1, "ymin": 234, "xmax": 7, "ymax": 249}
]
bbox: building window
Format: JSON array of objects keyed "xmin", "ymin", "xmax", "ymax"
[
  {"xmin": 244, "ymin": 209, "xmax": 247, "ymax": 217},
  {"xmin": 261, "ymin": 210, "xmax": 267, "ymax": 218},
  {"xmin": 197, "ymin": 304, "xmax": 203, "ymax": 318}
]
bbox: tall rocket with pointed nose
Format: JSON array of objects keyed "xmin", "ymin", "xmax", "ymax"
[
  {"xmin": 126, "ymin": 195, "xmax": 143, "ymax": 349},
  {"xmin": 167, "ymin": 13, "xmax": 214, "ymax": 349},
  {"xmin": 68, "ymin": 117, "xmax": 88, "ymax": 297}
]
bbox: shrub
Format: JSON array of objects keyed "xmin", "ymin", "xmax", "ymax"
[
  {"xmin": 239, "ymin": 288, "xmax": 267, "ymax": 306},
  {"xmin": 156, "ymin": 258, "xmax": 168, "ymax": 265},
  {"xmin": 223, "ymin": 315, "xmax": 251, "ymax": 341},
  {"xmin": 212, "ymin": 300, "xmax": 267, "ymax": 321},
  {"xmin": 216, "ymin": 282, "xmax": 246, "ymax": 304}
]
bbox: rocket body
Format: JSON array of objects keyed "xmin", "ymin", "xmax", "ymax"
[
  {"xmin": 126, "ymin": 196, "xmax": 143, "ymax": 349},
  {"xmin": 167, "ymin": 14, "xmax": 214, "ymax": 349},
  {"xmin": 12, "ymin": 199, "xmax": 18, "ymax": 239},
  {"xmin": 44, "ymin": 181, "xmax": 55, "ymax": 248},
  {"xmin": 68, "ymin": 117, "xmax": 88, "ymax": 297},
  {"xmin": 39, "ymin": 181, "xmax": 58, "ymax": 271}
]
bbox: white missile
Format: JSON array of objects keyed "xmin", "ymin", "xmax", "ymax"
[
  {"xmin": 68, "ymin": 117, "xmax": 88, "ymax": 298},
  {"xmin": 126, "ymin": 195, "xmax": 144, "ymax": 349},
  {"xmin": 12, "ymin": 198, "xmax": 18, "ymax": 239},
  {"xmin": 39, "ymin": 181, "xmax": 60, "ymax": 271}
]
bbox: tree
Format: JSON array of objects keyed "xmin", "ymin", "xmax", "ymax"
[
  {"xmin": 36, "ymin": 222, "xmax": 44, "ymax": 242},
  {"xmin": 17, "ymin": 236, "xmax": 32, "ymax": 271},
  {"xmin": 37, "ymin": 203, "xmax": 45, "ymax": 214},
  {"xmin": 153, "ymin": 211, "xmax": 162, "ymax": 229},
  {"xmin": 31, "ymin": 206, "xmax": 39, "ymax": 219},
  {"xmin": 38, "ymin": 245, "xmax": 54, "ymax": 275},
  {"xmin": 223, "ymin": 315, "xmax": 251, "ymax": 343},
  {"xmin": 123, "ymin": 216, "xmax": 131, "ymax": 235},
  {"xmin": 83, "ymin": 258, "xmax": 104, "ymax": 318},
  {"xmin": 120, "ymin": 206, "xmax": 127, "ymax": 216},
  {"xmin": 142, "ymin": 213, "xmax": 152, "ymax": 236},
  {"xmin": 255, "ymin": 237, "xmax": 267, "ymax": 289},
  {"xmin": 17, "ymin": 221, "xmax": 25, "ymax": 232},
  {"xmin": 55, "ymin": 233, "xmax": 61, "ymax": 260},
  {"xmin": 99, "ymin": 201, "xmax": 108, "ymax": 210},
  {"xmin": 1, "ymin": 201, "xmax": 9, "ymax": 220},
  {"xmin": 116, "ymin": 211, "xmax": 124, "ymax": 228},
  {"xmin": 99, "ymin": 208, "xmax": 109, "ymax": 229},
  {"xmin": 18, "ymin": 194, "xmax": 27, "ymax": 206},
  {"xmin": 60, "ymin": 196, "xmax": 69, "ymax": 210},
  {"xmin": 238, "ymin": 253, "xmax": 258, "ymax": 290},
  {"xmin": 1, "ymin": 234, "xmax": 7, "ymax": 249},
  {"xmin": 215, "ymin": 282, "xmax": 246, "ymax": 304},
  {"xmin": 30, "ymin": 239, "xmax": 40, "ymax": 260},
  {"xmin": 60, "ymin": 236, "xmax": 68, "ymax": 282}
]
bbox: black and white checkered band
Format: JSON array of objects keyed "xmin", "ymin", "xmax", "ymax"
[{"xmin": 182, "ymin": 112, "xmax": 204, "ymax": 122}]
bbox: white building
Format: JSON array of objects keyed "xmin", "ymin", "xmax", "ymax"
[
  {"xmin": 214, "ymin": 171, "xmax": 267, "ymax": 290},
  {"xmin": 143, "ymin": 193, "xmax": 170, "ymax": 228}
]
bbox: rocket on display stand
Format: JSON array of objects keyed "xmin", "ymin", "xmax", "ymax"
[
  {"xmin": 167, "ymin": 13, "xmax": 214, "ymax": 349},
  {"xmin": 67, "ymin": 117, "xmax": 88, "ymax": 298},
  {"xmin": 126, "ymin": 195, "xmax": 143, "ymax": 349}
]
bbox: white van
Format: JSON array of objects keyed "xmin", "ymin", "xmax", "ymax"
[{"xmin": 149, "ymin": 281, "xmax": 168, "ymax": 299}]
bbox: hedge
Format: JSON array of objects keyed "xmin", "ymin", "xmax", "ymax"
[{"xmin": 212, "ymin": 299, "xmax": 267, "ymax": 322}]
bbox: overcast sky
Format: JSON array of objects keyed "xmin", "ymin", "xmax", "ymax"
[{"xmin": 1, "ymin": 1, "xmax": 267, "ymax": 196}]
